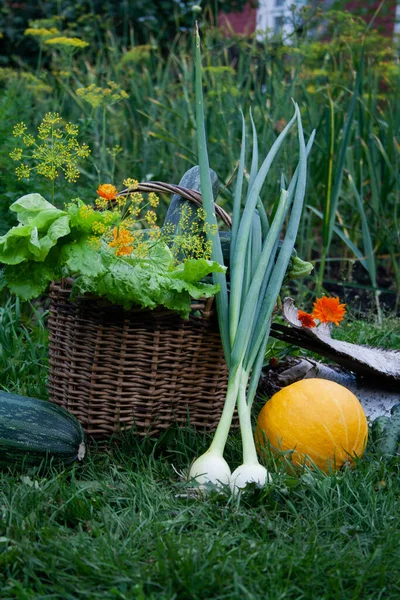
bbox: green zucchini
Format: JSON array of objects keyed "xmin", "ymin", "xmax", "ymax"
[
  {"xmin": 0, "ymin": 391, "xmax": 86, "ymax": 468},
  {"xmin": 372, "ymin": 408, "xmax": 400, "ymax": 458}
]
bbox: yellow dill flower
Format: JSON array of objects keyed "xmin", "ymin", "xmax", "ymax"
[
  {"xmin": 95, "ymin": 197, "xmax": 108, "ymax": 210},
  {"xmin": 10, "ymin": 148, "xmax": 23, "ymax": 161},
  {"xmin": 107, "ymin": 145, "xmax": 123, "ymax": 158},
  {"xmin": 88, "ymin": 236, "xmax": 102, "ymax": 250},
  {"xmin": 145, "ymin": 210, "xmax": 157, "ymax": 225},
  {"xmin": 45, "ymin": 36, "xmax": 89, "ymax": 49},
  {"xmin": 65, "ymin": 123, "xmax": 79, "ymax": 136},
  {"xmin": 203, "ymin": 222, "xmax": 218, "ymax": 236},
  {"xmin": 76, "ymin": 81, "xmax": 128, "ymax": 109},
  {"xmin": 22, "ymin": 134, "xmax": 35, "ymax": 147},
  {"xmin": 13, "ymin": 123, "xmax": 27, "ymax": 137},
  {"xmin": 135, "ymin": 242, "xmax": 150, "ymax": 259},
  {"xmin": 128, "ymin": 206, "xmax": 140, "ymax": 218},
  {"xmin": 122, "ymin": 217, "xmax": 135, "ymax": 228},
  {"xmin": 103, "ymin": 212, "xmax": 115, "ymax": 225},
  {"xmin": 148, "ymin": 192, "xmax": 159, "ymax": 208},
  {"xmin": 116, "ymin": 195, "xmax": 127, "ymax": 208},
  {"xmin": 163, "ymin": 222, "xmax": 175, "ymax": 237},
  {"xmin": 169, "ymin": 205, "xmax": 215, "ymax": 263},
  {"xmin": 42, "ymin": 112, "xmax": 62, "ymax": 126},
  {"xmin": 24, "ymin": 27, "xmax": 60, "ymax": 38},
  {"xmin": 131, "ymin": 230, "xmax": 145, "ymax": 243},
  {"xmin": 196, "ymin": 207, "xmax": 207, "ymax": 220},
  {"xmin": 203, "ymin": 239, "xmax": 212, "ymax": 260},
  {"xmin": 78, "ymin": 204, "xmax": 95, "ymax": 220},
  {"xmin": 15, "ymin": 164, "xmax": 31, "ymax": 179},
  {"xmin": 129, "ymin": 191, "xmax": 143, "ymax": 205},
  {"xmin": 122, "ymin": 178, "xmax": 139, "ymax": 190},
  {"xmin": 91, "ymin": 221, "xmax": 108, "ymax": 235},
  {"xmin": 148, "ymin": 227, "xmax": 161, "ymax": 241},
  {"xmin": 63, "ymin": 164, "xmax": 80, "ymax": 182},
  {"xmin": 75, "ymin": 143, "xmax": 90, "ymax": 158}
]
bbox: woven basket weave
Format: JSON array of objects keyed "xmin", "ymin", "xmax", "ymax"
[{"xmin": 47, "ymin": 182, "xmax": 231, "ymax": 441}]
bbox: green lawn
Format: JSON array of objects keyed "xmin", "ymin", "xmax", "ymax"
[{"xmin": 1, "ymin": 299, "xmax": 400, "ymax": 599}]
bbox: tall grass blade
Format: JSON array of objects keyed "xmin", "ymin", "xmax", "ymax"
[
  {"xmin": 348, "ymin": 173, "xmax": 376, "ymax": 288},
  {"xmin": 317, "ymin": 44, "xmax": 365, "ymax": 293},
  {"xmin": 308, "ymin": 206, "xmax": 369, "ymax": 271}
]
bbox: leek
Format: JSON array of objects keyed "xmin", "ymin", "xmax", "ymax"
[{"xmin": 189, "ymin": 25, "xmax": 314, "ymax": 490}]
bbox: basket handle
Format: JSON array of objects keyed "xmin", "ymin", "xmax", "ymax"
[{"xmin": 117, "ymin": 181, "xmax": 232, "ymax": 229}]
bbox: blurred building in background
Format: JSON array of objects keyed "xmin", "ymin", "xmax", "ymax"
[{"xmin": 219, "ymin": 0, "xmax": 400, "ymax": 39}]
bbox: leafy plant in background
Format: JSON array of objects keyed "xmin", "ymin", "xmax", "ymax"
[{"xmin": 0, "ymin": 0, "xmax": 252, "ymax": 65}]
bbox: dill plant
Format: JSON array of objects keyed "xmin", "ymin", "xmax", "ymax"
[
  {"xmin": 9, "ymin": 112, "xmax": 90, "ymax": 201},
  {"xmin": 76, "ymin": 82, "xmax": 129, "ymax": 178}
]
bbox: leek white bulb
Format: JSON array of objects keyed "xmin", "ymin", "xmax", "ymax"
[
  {"xmin": 230, "ymin": 463, "xmax": 271, "ymax": 492},
  {"xmin": 189, "ymin": 451, "xmax": 231, "ymax": 488}
]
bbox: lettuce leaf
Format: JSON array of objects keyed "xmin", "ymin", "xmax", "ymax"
[
  {"xmin": 169, "ymin": 258, "xmax": 226, "ymax": 284},
  {"xmin": 4, "ymin": 261, "xmax": 59, "ymax": 300},
  {"xmin": 71, "ymin": 243, "xmax": 225, "ymax": 318},
  {"xmin": 10, "ymin": 193, "xmax": 64, "ymax": 226},
  {"xmin": 60, "ymin": 237, "xmax": 105, "ymax": 278},
  {"xmin": 0, "ymin": 194, "xmax": 70, "ymax": 265},
  {"xmin": 67, "ymin": 200, "xmax": 117, "ymax": 234}
]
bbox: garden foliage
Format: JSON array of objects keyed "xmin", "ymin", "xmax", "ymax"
[{"xmin": 0, "ymin": 3, "xmax": 398, "ymax": 308}]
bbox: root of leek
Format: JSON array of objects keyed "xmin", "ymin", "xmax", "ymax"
[
  {"xmin": 188, "ymin": 452, "xmax": 231, "ymax": 488},
  {"xmin": 230, "ymin": 463, "xmax": 271, "ymax": 492}
]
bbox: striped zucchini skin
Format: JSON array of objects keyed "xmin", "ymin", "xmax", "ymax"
[{"xmin": 0, "ymin": 391, "xmax": 86, "ymax": 467}]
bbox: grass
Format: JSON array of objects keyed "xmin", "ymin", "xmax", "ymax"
[
  {"xmin": 1, "ymin": 298, "xmax": 400, "ymax": 599},
  {"xmin": 1, "ymin": 435, "xmax": 400, "ymax": 600}
]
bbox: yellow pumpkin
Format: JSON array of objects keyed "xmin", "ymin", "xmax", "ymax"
[{"xmin": 255, "ymin": 378, "xmax": 368, "ymax": 472}]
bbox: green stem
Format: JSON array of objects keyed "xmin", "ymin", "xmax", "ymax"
[
  {"xmin": 208, "ymin": 365, "xmax": 241, "ymax": 456},
  {"xmin": 102, "ymin": 107, "xmax": 107, "ymax": 178},
  {"xmin": 316, "ymin": 250, "xmax": 327, "ymax": 297},
  {"xmin": 237, "ymin": 367, "xmax": 258, "ymax": 465},
  {"xmin": 316, "ymin": 87, "xmax": 334, "ymax": 297}
]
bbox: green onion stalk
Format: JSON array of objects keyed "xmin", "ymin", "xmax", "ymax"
[{"xmin": 189, "ymin": 25, "xmax": 314, "ymax": 491}]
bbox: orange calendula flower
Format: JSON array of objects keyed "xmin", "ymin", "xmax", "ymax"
[
  {"xmin": 108, "ymin": 227, "xmax": 134, "ymax": 256},
  {"xmin": 97, "ymin": 183, "xmax": 117, "ymax": 201},
  {"xmin": 297, "ymin": 310, "xmax": 316, "ymax": 328},
  {"xmin": 312, "ymin": 296, "xmax": 346, "ymax": 326}
]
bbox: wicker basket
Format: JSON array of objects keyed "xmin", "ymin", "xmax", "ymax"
[{"xmin": 47, "ymin": 181, "xmax": 231, "ymax": 441}]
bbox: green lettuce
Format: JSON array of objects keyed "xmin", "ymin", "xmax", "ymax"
[
  {"xmin": 0, "ymin": 194, "xmax": 70, "ymax": 264},
  {"xmin": 1, "ymin": 193, "xmax": 226, "ymax": 316},
  {"xmin": 71, "ymin": 242, "xmax": 225, "ymax": 318},
  {"xmin": 60, "ymin": 237, "xmax": 105, "ymax": 278},
  {"xmin": 4, "ymin": 260, "xmax": 60, "ymax": 300}
]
